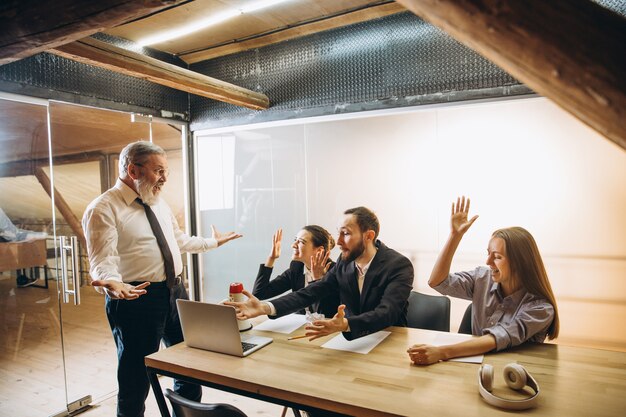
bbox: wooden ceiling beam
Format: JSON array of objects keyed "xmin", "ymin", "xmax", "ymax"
[
  {"xmin": 0, "ymin": 0, "xmax": 186, "ymax": 65},
  {"xmin": 395, "ymin": 0, "xmax": 626, "ymax": 150},
  {"xmin": 181, "ymin": 2, "xmax": 407, "ymax": 63},
  {"xmin": 50, "ymin": 37, "xmax": 270, "ymax": 110},
  {"xmin": 35, "ymin": 167, "xmax": 86, "ymax": 246},
  {"xmin": 0, "ymin": 152, "xmax": 106, "ymax": 178}
]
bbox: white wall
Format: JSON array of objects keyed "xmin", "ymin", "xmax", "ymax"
[{"xmin": 196, "ymin": 97, "xmax": 626, "ymax": 350}]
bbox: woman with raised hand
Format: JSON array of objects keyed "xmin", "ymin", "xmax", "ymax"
[
  {"xmin": 252, "ymin": 225, "xmax": 339, "ymax": 319},
  {"xmin": 408, "ymin": 196, "xmax": 559, "ymax": 365}
]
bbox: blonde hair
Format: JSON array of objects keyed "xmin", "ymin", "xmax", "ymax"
[{"xmin": 492, "ymin": 227, "xmax": 560, "ymax": 339}]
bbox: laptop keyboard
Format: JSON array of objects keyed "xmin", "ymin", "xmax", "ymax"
[{"xmin": 241, "ymin": 341, "xmax": 257, "ymax": 353}]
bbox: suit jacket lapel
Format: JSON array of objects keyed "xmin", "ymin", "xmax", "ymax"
[
  {"xmin": 291, "ymin": 261, "xmax": 306, "ymax": 291},
  {"xmin": 360, "ymin": 241, "xmax": 385, "ymax": 308},
  {"xmin": 343, "ymin": 261, "xmax": 361, "ymax": 315},
  {"xmin": 295, "ymin": 272, "xmax": 306, "ymax": 290}
]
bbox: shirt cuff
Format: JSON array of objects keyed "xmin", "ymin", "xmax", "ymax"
[
  {"xmin": 483, "ymin": 325, "xmax": 511, "ymax": 351},
  {"xmin": 264, "ymin": 301, "xmax": 277, "ymax": 316},
  {"xmin": 205, "ymin": 237, "xmax": 218, "ymax": 249},
  {"xmin": 432, "ymin": 275, "xmax": 453, "ymax": 292}
]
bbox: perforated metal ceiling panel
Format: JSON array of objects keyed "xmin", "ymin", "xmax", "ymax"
[{"xmin": 190, "ymin": 12, "xmax": 529, "ymax": 130}]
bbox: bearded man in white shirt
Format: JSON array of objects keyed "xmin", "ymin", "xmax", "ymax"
[{"xmin": 82, "ymin": 140, "xmax": 241, "ymax": 417}]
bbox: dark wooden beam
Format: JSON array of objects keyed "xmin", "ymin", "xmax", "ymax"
[
  {"xmin": 0, "ymin": 0, "xmax": 185, "ymax": 65},
  {"xmin": 50, "ymin": 37, "xmax": 270, "ymax": 110},
  {"xmin": 395, "ymin": 0, "xmax": 626, "ymax": 150}
]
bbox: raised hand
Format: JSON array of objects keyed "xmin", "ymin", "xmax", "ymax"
[
  {"xmin": 304, "ymin": 304, "xmax": 348, "ymax": 340},
  {"xmin": 450, "ymin": 196, "xmax": 479, "ymax": 236},
  {"xmin": 310, "ymin": 248, "xmax": 331, "ymax": 280},
  {"xmin": 91, "ymin": 280, "xmax": 150, "ymax": 300},
  {"xmin": 223, "ymin": 290, "xmax": 270, "ymax": 319},
  {"xmin": 211, "ymin": 225, "xmax": 243, "ymax": 247},
  {"xmin": 265, "ymin": 228, "xmax": 282, "ymax": 267},
  {"xmin": 270, "ymin": 229, "xmax": 282, "ymax": 260}
]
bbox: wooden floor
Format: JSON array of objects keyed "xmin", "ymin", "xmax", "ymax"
[{"xmin": 0, "ymin": 271, "xmax": 283, "ymax": 417}]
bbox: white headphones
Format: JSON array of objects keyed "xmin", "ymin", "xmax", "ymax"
[{"xmin": 478, "ymin": 363, "xmax": 540, "ymax": 410}]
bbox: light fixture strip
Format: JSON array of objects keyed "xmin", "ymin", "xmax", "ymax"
[{"xmin": 138, "ymin": 0, "xmax": 294, "ymax": 46}]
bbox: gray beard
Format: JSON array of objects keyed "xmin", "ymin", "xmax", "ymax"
[{"xmin": 135, "ymin": 177, "xmax": 160, "ymax": 205}]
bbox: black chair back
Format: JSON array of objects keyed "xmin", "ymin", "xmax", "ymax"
[
  {"xmin": 458, "ymin": 303, "xmax": 473, "ymax": 335},
  {"xmin": 406, "ymin": 291, "xmax": 451, "ymax": 332},
  {"xmin": 164, "ymin": 389, "xmax": 248, "ymax": 417}
]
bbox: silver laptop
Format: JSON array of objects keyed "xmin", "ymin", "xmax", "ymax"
[{"xmin": 176, "ymin": 299, "xmax": 273, "ymax": 357}]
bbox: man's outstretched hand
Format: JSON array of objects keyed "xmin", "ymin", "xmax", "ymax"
[
  {"xmin": 303, "ymin": 305, "xmax": 348, "ymax": 341},
  {"xmin": 92, "ymin": 280, "xmax": 150, "ymax": 300}
]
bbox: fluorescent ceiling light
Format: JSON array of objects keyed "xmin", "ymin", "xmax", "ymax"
[
  {"xmin": 241, "ymin": 0, "xmax": 292, "ymax": 14},
  {"xmin": 137, "ymin": 0, "xmax": 294, "ymax": 46}
]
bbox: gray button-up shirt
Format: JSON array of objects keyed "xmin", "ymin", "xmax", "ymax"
[{"xmin": 434, "ymin": 266, "xmax": 554, "ymax": 351}]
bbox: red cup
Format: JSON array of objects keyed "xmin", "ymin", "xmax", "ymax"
[{"xmin": 229, "ymin": 282, "xmax": 244, "ymax": 294}]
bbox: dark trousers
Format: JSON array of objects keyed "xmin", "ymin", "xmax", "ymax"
[{"xmin": 106, "ymin": 281, "xmax": 201, "ymax": 417}]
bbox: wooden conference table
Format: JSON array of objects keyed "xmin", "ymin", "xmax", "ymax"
[{"xmin": 145, "ymin": 322, "xmax": 626, "ymax": 417}]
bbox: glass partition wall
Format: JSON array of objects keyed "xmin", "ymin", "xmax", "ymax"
[
  {"xmin": 195, "ymin": 126, "xmax": 308, "ymax": 302},
  {"xmin": 194, "ymin": 97, "xmax": 626, "ymax": 352},
  {"xmin": 0, "ymin": 94, "xmax": 190, "ymax": 416}
]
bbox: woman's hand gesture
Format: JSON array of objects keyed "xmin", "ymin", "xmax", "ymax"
[
  {"xmin": 269, "ymin": 228, "xmax": 282, "ymax": 260},
  {"xmin": 265, "ymin": 228, "xmax": 282, "ymax": 267},
  {"xmin": 310, "ymin": 249, "xmax": 331, "ymax": 280},
  {"xmin": 451, "ymin": 196, "xmax": 479, "ymax": 236}
]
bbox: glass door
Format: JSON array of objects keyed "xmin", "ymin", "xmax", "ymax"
[
  {"xmin": 47, "ymin": 101, "xmax": 190, "ymax": 410},
  {"xmin": 0, "ymin": 95, "xmax": 67, "ymax": 416}
]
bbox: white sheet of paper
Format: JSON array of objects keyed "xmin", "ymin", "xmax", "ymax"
[
  {"xmin": 254, "ymin": 314, "xmax": 307, "ymax": 334},
  {"xmin": 431, "ymin": 333, "xmax": 484, "ymax": 363},
  {"xmin": 321, "ymin": 331, "xmax": 391, "ymax": 354}
]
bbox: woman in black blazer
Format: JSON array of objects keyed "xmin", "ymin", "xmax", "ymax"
[{"xmin": 252, "ymin": 225, "xmax": 339, "ymax": 319}]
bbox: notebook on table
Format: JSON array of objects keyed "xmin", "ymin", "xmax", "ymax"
[{"xmin": 176, "ymin": 299, "xmax": 273, "ymax": 357}]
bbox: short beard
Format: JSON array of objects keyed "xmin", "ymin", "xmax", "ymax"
[
  {"xmin": 342, "ymin": 239, "xmax": 365, "ymax": 263},
  {"xmin": 135, "ymin": 176, "xmax": 160, "ymax": 205}
]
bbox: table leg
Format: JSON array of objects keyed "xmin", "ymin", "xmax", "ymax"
[{"xmin": 147, "ymin": 367, "xmax": 171, "ymax": 417}]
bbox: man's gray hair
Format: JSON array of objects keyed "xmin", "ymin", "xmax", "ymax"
[{"xmin": 118, "ymin": 140, "xmax": 165, "ymax": 178}]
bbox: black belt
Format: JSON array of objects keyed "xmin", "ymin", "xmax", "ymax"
[{"xmin": 129, "ymin": 275, "xmax": 182, "ymax": 288}]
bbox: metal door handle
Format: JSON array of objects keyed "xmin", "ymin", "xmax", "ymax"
[
  {"xmin": 59, "ymin": 236, "xmax": 81, "ymax": 305},
  {"xmin": 70, "ymin": 236, "xmax": 81, "ymax": 305}
]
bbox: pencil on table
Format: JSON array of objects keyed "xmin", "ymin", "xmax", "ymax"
[{"xmin": 287, "ymin": 334, "xmax": 309, "ymax": 340}]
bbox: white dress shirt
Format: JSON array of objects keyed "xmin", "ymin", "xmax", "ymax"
[
  {"xmin": 82, "ymin": 179, "xmax": 217, "ymax": 284},
  {"xmin": 355, "ymin": 256, "xmax": 375, "ymax": 293}
]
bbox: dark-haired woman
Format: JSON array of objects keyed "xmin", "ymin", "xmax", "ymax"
[{"xmin": 252, "ymin": 226, "xmax": 339, "ymax": 318}]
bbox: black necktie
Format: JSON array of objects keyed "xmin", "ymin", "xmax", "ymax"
[{"xmin": 137, "ymin": 198, "xmax": 176, "ymax": 288}]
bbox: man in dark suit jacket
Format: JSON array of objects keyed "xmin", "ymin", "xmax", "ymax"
[{"xmin": 227, "ymin": 207, "xmax": 414, "ymax": 341}]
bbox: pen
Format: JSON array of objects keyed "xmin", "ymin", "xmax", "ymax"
[{"xmin": 287, "ymin": 334, "xmax": 309, "ymax": 340}]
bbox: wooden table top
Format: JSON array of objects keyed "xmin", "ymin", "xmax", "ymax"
[{"xmin": 145, "ymin": 322, "xmax": 626, "ymax": 417}]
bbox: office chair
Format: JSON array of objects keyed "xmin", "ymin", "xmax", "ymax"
[
  {"xmin": 406, "ymin": 291, "xmax": 451, "ymax": 332},
  {"xmin": 164, "ymin": 388, "xmax": 248, "ymax": 417},
  {"xmin": 458, "ymin": 303, "xmax": 473, "ymax": 335}
]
